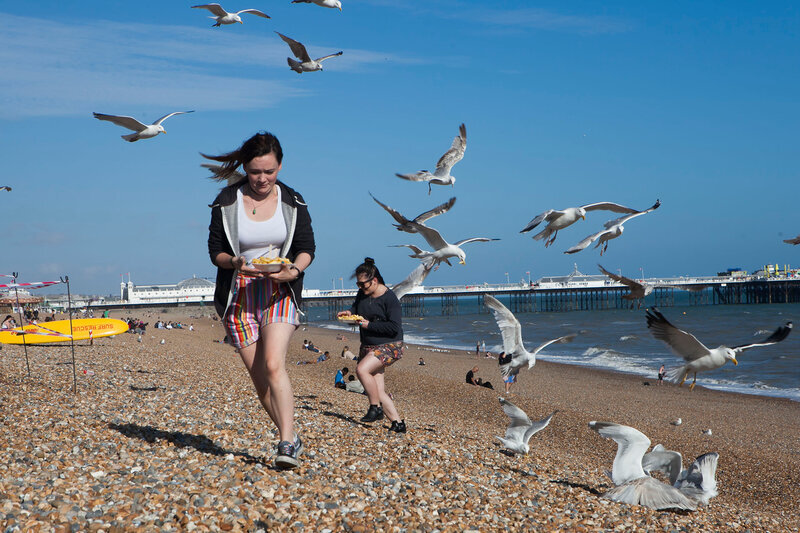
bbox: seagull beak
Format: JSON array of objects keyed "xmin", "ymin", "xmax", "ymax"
[
  {"xmin": 581, "ymin": 215, "xmax": 585, "ymax": 220},
  {"xmin": 338, "ymin": 5, "xmax": 342, "ymax": 10},
  {"xmin": 732, "ymin": 357, "xmax": 738, "ymax": 365},
  {"xmin": 459, "ymin": 259, "xmax": 466, "ymax": 265},
  {"xmin": 238, "ymin": 20, "xmax": 243, "ymax": 24}
]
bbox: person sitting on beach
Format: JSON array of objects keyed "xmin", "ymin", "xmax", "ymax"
[
  {"xmin": 335, "ymin": 367, "xmax": 349, "ymax": 389},
  {"xmin": 308, "ymin": 341, "xmax": 321, "ymax": 353},
  {"xmin": 337, "ymin": 257, "xmax": 406, "ymax": 433},
  {"xmin": 345, "ymin": 374, "xmax": 365, "ymax": 394},
  {"xmin": 466, "ymin": 366, "xmax": 480, "ymax": 385},
  {"xmin": 341, "ymin": 346, "xmax": 356, "ymax": 360},
  {"xmin": 303, "ymin": 339, "xmax": 310, "ymax": 350},
  {"xmin": 418, "ymin": 357, "xmax": 425, "ymax": 366},
  {"xmin": 317, "ymin": 351, "xmax": 330, "ymax": 363},
  {"xmin": 1, "ymin": 315, "xmax": 16, "ymax": 329}
]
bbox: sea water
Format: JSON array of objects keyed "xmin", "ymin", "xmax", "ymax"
[{"xmin": 309, "ymin": 300, "xmax": 800, "ymax": 402}]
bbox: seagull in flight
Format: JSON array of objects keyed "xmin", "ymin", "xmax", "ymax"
[
  {"xmin": 0, "ymin": 186, "xmax": 11, "ymax": 192},
  {"xmin": 371, "ymin": 193, "xmax": 456, "ymax": 234},
  {"xmin": 784, "ymin": 234, "xmax": 800, "ymax": 245},
  {"xmin": 483, "ymin": 294, "xmax": 575, "ymax": 379},
  {"xmin": 291, "ymin": 0, "xmax": 342, "ymax": 10},
  {"xmin": 597, "ymin": 264, "xmax": 653, "ymax": 301},
  {"xmin": 93, "ymin": 111, "xmax": 194, "ymax": 142},
  {"xmin": 588, "ymin": 421, "xmax": 698, "ymax": 510},
  {"xmin": 645, "ymin": 307, "xmax": 792, "ymax": 390},
  {"xmin": 396, "ymin": 124, "xmax": 466, "ymax": 194},
  {"xmin": 390, "ymin": 259, "xmax": 435, "ymax": 300},
  {"xmin": 277, "ymin": 32, "xmax": 342, "ymax": 73},
  {"xmin": 391, "ymin": 221, "xmax": 497, "ymax": 267},
  {"xmin": 192, "ymin": 4, "xmax": 270, "ymax": 26},
  {"xmin": 521, "ymin": 202, "xmax": 640, "ymax": 247},
  {"xmin": 496, "ymin": 398, "xmax": 555, "ymax": 455},
  {"xmin": 565, "ymin": 200, "xmax": 661, "ymax": 255}
]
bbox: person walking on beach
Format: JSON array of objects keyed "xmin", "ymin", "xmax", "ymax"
[
  {"xmin": 206, "ymin": 131, "xmax": 315, "ymax": 469},
  {"xmin": 337, "ymin": 258, "xmax": 406, "ymax": 433},
  {"xmin": 658, "ymin": 364, "xmax": 666, "ymax": 385},
  {"xmin": 498, "ymin": 351, "xmax": 516, "ymax": 394}
]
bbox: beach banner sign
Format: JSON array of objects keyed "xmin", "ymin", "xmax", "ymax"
[{"xmin": 0, "ymin": 318, "xmax": 129, "ymax": 345}]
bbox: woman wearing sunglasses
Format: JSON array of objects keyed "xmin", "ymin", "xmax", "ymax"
[{"xmin": 337, "ymin": 258, "xmax": 406, "ymax": 433}]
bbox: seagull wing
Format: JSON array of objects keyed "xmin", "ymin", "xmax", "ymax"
[
  {"xmin": 276, "ymin": 32, "xmax": 311, "ymax": 62},
  {"xmin": 370, "ymin": 193, "xmax": 409, "ymax": 227},
  {"xmin": 484, "ymin": 295, "xmax": 526, "ymax": 357},
  {"xmin": 93, "ymin": 113, "xmax": 148, "ymax": 132},
  {"xmin": 236, "ymin": 8, "xmax": 270, "ymax": 18},
  {"xmin": 784, "ymin": 235, "xmax": 800, "ymax": 245},
  {"xmin": 0, "ymin": 186, "xmax": 11, "ymax": 191},
  {"xmin": 598, "ymin": 264, "xmax": 645, "ymax": 297},
  {"xmin": 603, "ymin": 200, "xmax": 661, "ymax": 229},
  {"xmin": 645, "ymin": 308, "xmax": 710, "ymax": 361},
  {"xmin": 731, "ymin": 321, "xmax": 792, "ymax": 353},
  {"xmin": 413, "ymin": 197, "xmax": 456, "ymax": 225},
  {"xmin": 676, "ymin": 452, "xmax": 719, "ymax": 504},
  {"xmin": 410, "ymin": 223, "xmax": 449, "ymax": 250},
  {"xmin": 453, "ymin": 237, "xmax": 498, "ymax": 246},
  {"xmin": 192, "ymin": 3, "xmax": 228, "ymax": 16},
  {"xmin": 499, "ymin": 397, "xmax": 532, "ymax": 443},
  {"xmin": 520, "ymin": 210, "xmax": 558, "ymax": 233},
  {"xmin": 152, "ymin": 110, "xmax": 194, "ymax": 126},
  {"xmin": 390, "ymin": 244, "xmax": 427, "ymax": 256},
  {"xmin": 581, "ymin": 201, "xmax": 640, "ymax": 214},
  {"xmin": 395, "ymin": 171, "xmax": 429, "ymax": 182},
  {"xmin": 435, "ymin": 123, "xmax": 467, "ymax": 174},
  {"xmin": 315, "ymin": 51, "xmax": 343, "ymax": 63},
  {"xmin": 642, "ymin": 444, "xmax": 683, "ymax": 486},
  {"xmin": 391, "ymin": 259, "xmax": 435, "ymax": 300},
  {"xmin": 530, "ymin": 334, "xmax": 577, "ymax": 357},
  {"xmin": 522, "ymin": 411, "xmax": 556, "ymax": 445},
  {"xmin": 564, "ymin": 228, "xmax": 609, "ymax": 254},
  {"xmin": 589, "ymin": 421, "xmax": 650, "ymax": 485}
]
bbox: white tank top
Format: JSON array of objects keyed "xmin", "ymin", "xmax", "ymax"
[{"xmin": 237, "ymin": 186, "xmax": 287, "ymax": 261}]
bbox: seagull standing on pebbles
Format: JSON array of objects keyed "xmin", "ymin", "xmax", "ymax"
[
  {"xmin": 646, "ymin": 307, "xmax": 792, "ymax": 390},
  {"xmin": 670, "ymin": 418, "xmax": 682, "ymax": 426},
  {"xmin": 521, "ymin": 202, "xmax": 640, "ymax": 247},
  {"xmin": 483, "ymin": 294, "xmax": 575, "ymax": 380},
  {"xmin": 565, "ymin": 200, "xmax": 661, "ymax": 255},
  {"xmin": 93, "ymin": 111, "xmax": 194, "ymax": 142},
  {"xmin": 291, "ymin": 0, "xmax": 342, "ymax": 10},
  {"xmin": 192, "ymin": 4, "xmax": 270, "ymax": 26},
  {"xmin": 496, "ymin": 398, "xmax": 555, "ymax": 455},
  {"xmin": 396, "ymin": 124, "xmax": 466, "ymax": 194},
  {"xmin": 277, "ymin": 32, "xmax": 342, "ymax": 73}
]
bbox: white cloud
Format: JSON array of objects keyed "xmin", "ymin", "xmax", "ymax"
[{"xmin": 0, "ymin": 12, "xmax": 419, "ymax": 119}]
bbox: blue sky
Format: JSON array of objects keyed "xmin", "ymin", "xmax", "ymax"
[{"xmin": 1, "ymin": 1, "xmax": 798, "ymax": 296}]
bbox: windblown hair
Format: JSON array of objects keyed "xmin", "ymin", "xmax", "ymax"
[
  {"xmin": 351, "ymin": 257, "xmax": 386, "ymax": 286},
  {"xmin": 201, "ymin": 131, "xmax": 284, "ymax": 184}
]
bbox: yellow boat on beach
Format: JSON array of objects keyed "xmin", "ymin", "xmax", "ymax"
[{"xmin": 0, "ymin": 318, "xmax": 129, "ymax": 344}]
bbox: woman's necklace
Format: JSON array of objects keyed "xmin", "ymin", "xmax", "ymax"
[{"xmin": 247, "ymin": 186, "xmax": 275, "ymax": 214}]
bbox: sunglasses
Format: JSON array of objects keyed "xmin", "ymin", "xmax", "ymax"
[{"xmin": 356, "ymin": 278, "xmax": 374, "ymax": 289}]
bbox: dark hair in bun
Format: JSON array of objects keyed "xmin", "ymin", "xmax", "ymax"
[{"xmin": 352, "ymin": 257, "xmax": 385, "ymax": 285}]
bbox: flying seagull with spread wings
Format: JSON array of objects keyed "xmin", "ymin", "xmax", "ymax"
[
  {"xmin": 565, "ymin": 200, "xmax": 661, "ymax": 255},
  {"xmin": 483, "ymin": 294, "xmax": 575, "ymax": 379},
  {"xmin": 291, "ymin": 0, "xmax": 342, "ymax": 10},
  {"xmin": 276, "ymin": 32, "xmax": 342, "ymax": 73},
  {"xmin": 371, "ymin": 193, "xmax": 456, "ymax": 233},
  {"xmin": 598, "ymin": 264, "xmax": 653, "ymax": 301},
  {"xmin": 588, "ymin": 421, "xmax": 698, "ymax": 510},
  {"xmin": 390, "ymin": 259, "xmax": 435, "ymax": 300},
  {"xmin": 391, "ymin": 221, "xmax": 497, "ymax": 267},
  {"xmin": 521, "ymin": 202, "xmax": 640, "ymax": 247},
  {"xmin": 645, "ymin": 307, "xmax": 792, "ymax": 390},
  {"xmin": 396, "ymin": 124, "xmax": 466, "ymax": 194},
  {"xmin": 784, "ymin": 234, "xmax": 800, "ymax": 245},
  {"xmin": 496, "ymin": 398, "xmax": 555, "ymax": 455},
  {"xmin": 192, "ymin": 4, "xmax": 270, "ymax": 26},
  {"xmin": 0, "ymin": 186, "xmax": 11, "ymax": 192},
  {"xmin": 93, "ymin": 111, "xmax": 194, "ymax": 142}
]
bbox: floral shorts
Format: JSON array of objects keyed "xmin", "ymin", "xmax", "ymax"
[{"xmin": 359, "ymin": 342, "xmax": 404, "ymax": 367}]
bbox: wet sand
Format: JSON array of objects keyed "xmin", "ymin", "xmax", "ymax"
[{"xmin": 1, "ymin": 310, "xmax": 798, "ymax": 531}]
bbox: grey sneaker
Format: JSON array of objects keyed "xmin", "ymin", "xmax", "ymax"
[{"xmin": 275, "ymin": 434, "xmax": 303, "ymax": 469}]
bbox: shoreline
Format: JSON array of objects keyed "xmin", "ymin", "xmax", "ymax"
[{"xmin": 2, "ymin": 312, "xmax": 798, "ymax": 531}]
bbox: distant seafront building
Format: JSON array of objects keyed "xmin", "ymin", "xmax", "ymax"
[{"xmin": 120, "ymin": 276, "xmax": 215, "ymax": 305}]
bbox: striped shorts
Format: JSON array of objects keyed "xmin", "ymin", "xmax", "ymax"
[{"xmin": 224, "ymin": 274, "xmax": 299, "ymax": 349}]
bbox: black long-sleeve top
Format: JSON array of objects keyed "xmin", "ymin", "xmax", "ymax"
[{"xmin": 350, "ymin": 288, "xmax": 403, "ymax": 346}]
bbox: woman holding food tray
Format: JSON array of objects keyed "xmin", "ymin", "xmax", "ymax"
[
  {"xmin": 206, "ymin": 131, "xmax": 315, "ymax": 469},
  {"xmin": 337, "ymin": 258, "xmax": 406, "ymax": 433}
]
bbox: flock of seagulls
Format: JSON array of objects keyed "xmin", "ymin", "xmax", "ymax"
[{"xmin": 92, "ymin": 3, "xmax": 343, "ymax": 142}]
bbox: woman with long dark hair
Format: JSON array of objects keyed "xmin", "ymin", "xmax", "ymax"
[
  {"xmin": 338, "ymin": 258, "xmax": 406, "ymax": 433},
  {"xmin": 206, "ymin": 131, "xmax": 315, "ymax": 468}
]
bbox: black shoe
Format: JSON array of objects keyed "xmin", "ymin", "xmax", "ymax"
[
  {"xmin": 389, "ymin": 420, "xmax": 407, "ymax": 433},
  {"xmin": 275, "ymin": 434, "xmax": 303, "ymax": 470},
  {"xmin": 360, "ymin": 405, "xmax": 384, "ymax": 423}
]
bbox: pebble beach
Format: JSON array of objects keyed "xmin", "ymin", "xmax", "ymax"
[{"xmin": 1, "ymin": 310, "xmax": 799, "ymax": 532}]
